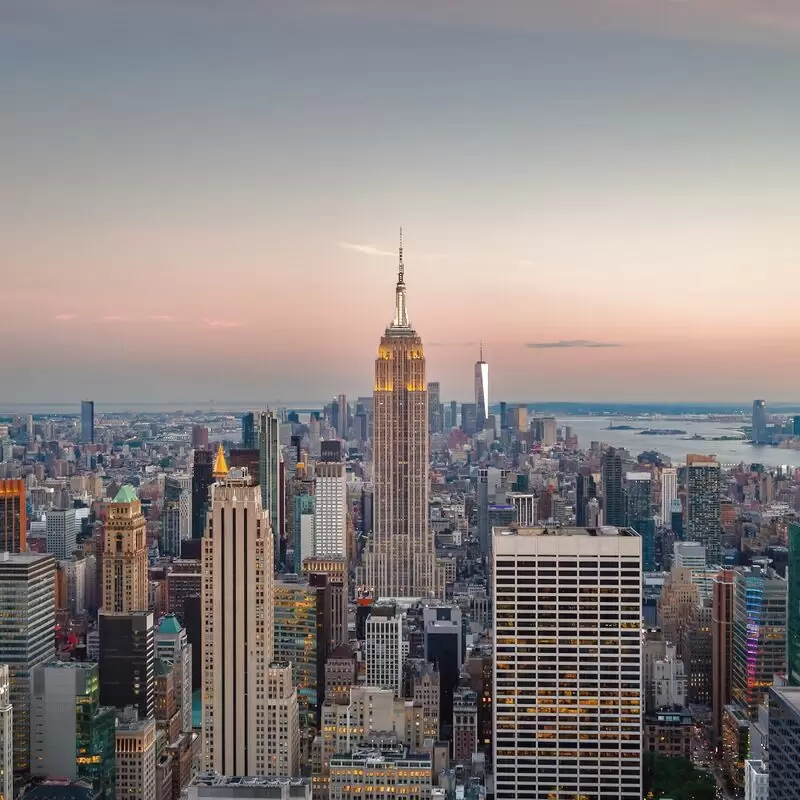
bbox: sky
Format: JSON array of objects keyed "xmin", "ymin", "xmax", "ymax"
[{"xmin": 4, "ymin": 0, "xmax": 800, "ymax": 404}]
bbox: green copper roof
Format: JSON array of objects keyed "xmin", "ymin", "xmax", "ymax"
[
  {"xmin": 158, "ymin": 614, "xmax": 182, "ymax": 635},
  {"xmin": 153, "ymin": 658, "xmax": 168, "ymax": 677},
  {"xmin": 113, "ymin": 485, "xmax": 138, "ymax": 503}
]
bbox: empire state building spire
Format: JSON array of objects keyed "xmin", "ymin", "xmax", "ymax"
[
  {"xmin": 392, "ymin": 227, "xmax": 410, "ymax": 329},
  {"xmin": 367, "ymin": 228, "xmax": 440, "ymax": 599}
]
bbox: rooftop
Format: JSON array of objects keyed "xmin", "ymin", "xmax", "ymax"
[
  {"xmin": 191, "ymin": 773, "xmax": 311, "ymax": 788},
  {"xmin": 157, "ymin": 614, "xmax": 183, "ymax": 635},
  {"xmin": 113, "ymin": 485, "xmax": 138, "ymax": 503},
  {"xmin": 771, "ymin": 685, "xmax": 800, "ymax": 717},
  {"xmin": 495, "ymin": 526, "xmax": 640, "ymax": 538}
]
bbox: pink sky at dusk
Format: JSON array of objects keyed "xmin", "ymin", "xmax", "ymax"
[{"xmin": 4, "ymin": 1, "xmax": 800, "ymax": 403}]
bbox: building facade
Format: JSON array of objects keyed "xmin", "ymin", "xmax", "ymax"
[
  {"xmin": 98, "ymin": 610, "xmax": 155, "ymax": 718},
  {"xmin": 493, "ymin": 526, "xmax": 642, "ymax": 800},
  {"xmin": 30, "ymin": 662, "xmax": 115, "ymax": 796},
  {"xmin": 115, "ymin": 712, "xmax": 157, "ymax": 800},
  {"xmin": 0, "ymin": 480, "xmax": 26, "ymax": 553},
  {"xmin": 731, "ymin": 566, "xmax": 787, "ymax": 717},
  {"xmin": 202, "ymin": 460, "xmax": 276, "ymax": 776},
  {"xmin": 685, "ymin": 454, "xmax": 721, "ymax": 565},
  {"xmin": 0, "ymin": 551, "xmax": 56, "ymax": 772},
  {"xmin": 46, "ymin": 508, "xmax": 77, "ymax": 561},
  {"xmin": 313, "ymin": 461, "xmax": 347, "ymax": 558},
  {"xmin": 102, "ymin": 485, "xmax": 148, "ymax": 613},
  {"xmin": 474, "ymin": 346, "xmax": 488, "ymax": 431},
  {"xmin": 81, "ymin": 399, "xmax": 95, "ymax": 444},
  {"xmin": 0, "ymin": 666, "xmax": 11, "ymax": 800},
  {"xmin": 365, "ymin": 605, "xmax": 404, "ymax": 697},
  {"xmin": 365, "ymin": 237, "xmax": 437, "ymax": 599},
  {"xmin": 768, "ymin": 686, "xmax": 800, "ymax": 799}
]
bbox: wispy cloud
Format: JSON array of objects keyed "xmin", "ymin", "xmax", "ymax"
[
  {"xmin": 526, "ymin": 339, "xmax": 621, "ymax": 349},
  {"xmin": 206, "ymin": 320, "xmax": 243, "ymax": 328},
  {"xmin": 337, "ymin": 242, "xmax": 395, "ymax": 257},
  {"xmin": 150, "ymin": 314, "xmax": 177, "ymax": 322},
  {"xmin": 103, "ymin": 315, "xmax": 127, "ymax": 322},
  {"xmin": 429, "ymin": 341, "xmax": 478, "ymax": 348},
  {"xmin": 54, "ymin": 313, "xmax": 76, "ymax": 321}
]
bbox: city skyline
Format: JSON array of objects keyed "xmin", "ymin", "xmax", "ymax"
[{"xmin": 5, "ymin": 1, "xmax": 800, "ymax": 402}]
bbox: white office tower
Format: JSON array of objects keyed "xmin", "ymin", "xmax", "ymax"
[
  {"xmin": 744, "ymin": 759, "xmax": 769, "ymax": 800},
  {"xmin": 493, "ymin": 526, "xmax": 643, "ymax": 800},
  {"xmin": 673, "ymin": 541, "xmax": 707, "ymax": 571},
  {"xmin": 45, "ymin": 508, "xmax": 77, "ymax": 560},
  {"xmin": 0, "ymin": 666, "xmax": 11, "ymax": 800},
  {"xmin": 202, "ymin": 458, "xmax": 276, "ymax": 776},
  {"xmin": 264, "ymin": 662, "xmax": 300, "ymax": 778},
  {"xmin": 155, "ymin": 614, "xmax": 193, "ymax": 733},
  {"xmin": 660, "ymin": 468, "xmax": 678, "ymax": 523},
  {"xmin": 313, "ymin": 461, "xmax": 347, "ymax": 558},
  {"xmin": 365, "ymin": 605, "xmax": 404, "ymax": 697}
]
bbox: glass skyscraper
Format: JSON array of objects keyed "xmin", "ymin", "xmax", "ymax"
[
  {"xmin": 731, "ymin": 565, "xmax": 787, "ymax": 717},
  {"xmin": 0, "ymin": 552, "xmax": 56, "ymax": 772},
  {"xmin": 81, "ymin": 399, "xmax": 94, "ymax": 444},
  {"xmin": 788, "ymin": 523, "xmax": 800, "ymax": 686},
  {"xmin": 686, "ymin": 454, "xmax": 722, "ymax": 565}
]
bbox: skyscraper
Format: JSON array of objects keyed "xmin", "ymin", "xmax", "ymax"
[
  {"xmin": 0, "ymin": 552, "xmax": 56, "ymax": 772},
  {"xmin": 313, "ymin": 460, "xmax": 347, "ymax": 558},
  {"xmin": 0, "ymin": 666, "xmax": 10, "ymax": 800},
  {"xmin": 493, "ymin": 526, "xmax": 643, "ymax": 800},
  {"xmin": 575, "ymin": 468, "xmax": 597, "ymax": 527},
  {"xmin": 155, "ymin": 614, "xmax": 193, "ymax": 733},
  {"xmin": 30, "ymin": 662, "xmax": 116, "ymax": 795},
  {"xmin": 365, "ymin": 232, "xmax": 437, "ymax": 599},
  {"xmin": 661, "ymin": 467, "xmax": 678, "ymax": 523},
  {"xmin": 686, "ymin": 454, "xmax": 722, "ymax": 565},
  {"xmin": 98, "ymin": 610, "xmax": 155, "ymax": 718},
  {"xmin": 365, "ymin": 604, "xmax": 404, "ymax": 697},
  {"xmin": 337, "ymin": 393, "xmax": 348, "ymax": 439},
  {"xmin": 0, "ymin": 480, "xmax": 26, "ymax": 553},
  {"xmin": 712, "ymin": 569, "xmax": 736, "ymax": 753},
  {"xmin": 789, "ymin": 522, "xmax": 800, "ymax": 685},
  {"xmin": 427, "ymin": 381, "xmax": 442, "ymax": 435},
  {"xmin": 202, "ymin": 453, "xmax": 277, "ymax": 775},
  {"xmin": 257, "ymin": 410, "xmax": 283, "ymax": 569},
  {"xmin": 474, "ymin": 343, "xmax": 488, "ymax": 431},
  {"xmin": 46, "ymin": 508, "xmax": 77, "ymax": 560},
  {"xmin": 241, "ymin": 411, "xmax": 255, "ymax": 449},
  {"xmin": 162, "ymin": 474, "xmax": 191, "ymax": 556},
  {"xmin": 752, "ymin": 399, "xmax": 768, "ymax": 444},
  {"xmin": 602, "ymin": 447, "xmax": 625, "ymax": 527},
  {"xmin": 731, "ymin": 565, "xmax": 787, "ymax": 717},
  {"xmin": 102, "ymin": 485, "xmax": 148, "ymax": 613},
  {"xmin": 191, "ymin": 424, "xmax": 209, "ymax": 450},
  {"xmin": 80, "ymin": 399, "xmax": 94, "ymax": 444},
  {"xmin": 191, "ymin": 449, "xmax": 214, "ymax": 540}
]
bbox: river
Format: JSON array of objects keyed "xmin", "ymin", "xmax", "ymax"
[{"xmin": 561, "ymin": 416, "xmax": 798, "ymax": 468}]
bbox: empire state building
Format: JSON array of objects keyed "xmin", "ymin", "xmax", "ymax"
[{"xmin": 366, "ymin": 232, "xmax": 438, "ymax": 599}]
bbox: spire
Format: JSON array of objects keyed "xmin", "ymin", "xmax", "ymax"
[
  {"xmin": 392, "ymin": 226, "xmax": 410, "ymax": 328},
  {"xmin": 480, "ymin": 340, "xmax": 483, "ymax": 362},
  {"xmin": 213, "ymin": 442, "xmax": 228, "ymax": 479}
]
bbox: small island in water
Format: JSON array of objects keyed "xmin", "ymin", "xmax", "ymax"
[{"xmin": 636, "ymin": 428, "xmax": 687, "ymax": 436}]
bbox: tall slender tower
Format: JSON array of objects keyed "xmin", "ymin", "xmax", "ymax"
[
  {"xmin": 366, "ymin": 230, "xmax": 437, "ymax": 598},
  {"xmin": 102, "ymin": 486, "xmax": 148, "ymax": 613},
  {"xmin": 474, "ymin": 343, "xmax": 489, "ymax": 431},
  {"xmin": 202, "ymin": 446, "xmax": 277, "ymax": 775}
]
